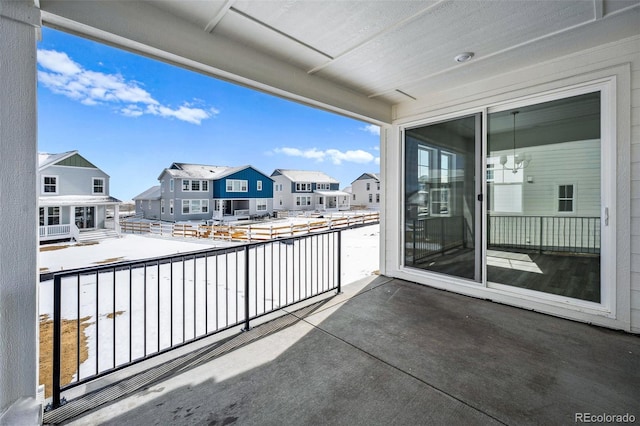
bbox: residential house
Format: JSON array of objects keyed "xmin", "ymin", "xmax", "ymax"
[
  {"xmin": 3, "ymin": 2, "xmax": 639, "ymax": 422},
  {"xmin": 157, "ymin": 163, "xmax": 274, "ymax": 222},
  {"xmin": 38, "ymin": 151, "xmax": 121, "ymax": 242},
  {"xmin": 351, "ymin": 173, "xmax": 381, "ymax": 209},
  {"xmin": 132, "ymin": 185, "xmax": 161, "ymax": 219},
  {"xmin": 271, "ymin": 169, "xmax": 350, "ymax": 212}
]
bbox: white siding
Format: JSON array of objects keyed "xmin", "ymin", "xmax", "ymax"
[{"xmin": 385, "ymin": 35, "xmax": 639, "ymax": 332}]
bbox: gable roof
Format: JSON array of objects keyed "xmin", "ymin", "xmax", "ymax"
[
  {"xmin": 352, "ymin": 173, "xmax": 380, "ymax": 183},
  {"xmin": 270, "ymin": 169, "xmax": 339, "ymax": 184},
  {"xmin": 159, "ymin": 163, "xmax": 273, "ymax": 181},
  {"xmin": 39, "ymin": 150, "xmax": 100, "ymax": 170},
  {"xmin": 133, "ymin": 185, "xmax": 161, "ymax": 201}
]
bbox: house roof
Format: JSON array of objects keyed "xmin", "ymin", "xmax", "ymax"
[
  {"xmin": 132, "ymin": 185, "xmax": 161, "ymax": 201},
  {"xmin": 314, "ymin": 190, "xmax": 350, "ymax": 197},
  {"xmin": 271, "ymin": 169, "xmax": 339, "ymax": 184},
  {"xmin": 352, "ymin": 173, "xmax": 380, "ymax": 183},
  {"xmin": 38, "ymin": 151, "xmax": 77, "ymax": 170},
  {"xmin": 159, "ymin": 163, "xmax": 273, "ymax": 181},
  {"xmin": 39, "ymin": 195, "xmax": 121, "ymax": 207}
]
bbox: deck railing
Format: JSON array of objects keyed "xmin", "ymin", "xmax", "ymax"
[
  {"xmin": 41, "ymin": 229, "xmax": 342, "ymax": 410},
  {"xmin": 487, "ymin": 215, "xmax": 600, "ymax": 254},
  {"xmin": 39, "ymin": 224, "xmax": 72, "ymax": 239}
]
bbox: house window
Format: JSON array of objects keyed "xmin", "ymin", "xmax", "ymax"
[
  {"xmin": 191, "ymin": 180, "xmax": 200, "ymax": 191},
  {"xmin": 170, "ymin": 179, "xmax": 174, "ymax": 192},
  {"xmin": 257, "ymin": 199, "xmax": 267, "ymax": 211},
  {"xmin": 366, "ymin": 182, "xmax": 370, "ymax": 191},
  {"xmin": 376, "ymin": 194, "xmax": 380, "ymax": 203},
  {"xmin": 182, "ymin": 199, "xmax": 209, "ymax": 214},
  {"xmin": 296, "ymin": 183, "xmax": 311, "ymax": 192},
  {"xmin": 148, "ymin": 200, "xmax": 151, "ymax": 209},
  {"xmin": 558, "ymin": 184, "xmax": 574, "ymax": 212},
  {"xmin": 369, "ymin": 194, "xmax": 373, "ymax": 203},
  {"xmin": 486, "ymin": 163, "xmax": 495, "ymax": 182},
  {"xmin": 318, "ymin": 197, "xmax": 324, "ymax": 204},
  {"xmin": 182, "ymin": 179, "xmax": 190, "ymax": 191},
  {"xmin": 317, "ymin": 183, "xmax": 330, "ymax": 190},
  {"xmin": 377, "ymin": 182, "xmax": 380, "ymax": 190},
  {"xmin": 296, "ymin": 196, "xmax": 311, "ymax": 206},
  {"xmin": 42, "ymin": 207, "xmax": 60, "ymax": 225},
  {"xmin": 169, "ymin": 199, "xmax": 174, "ymax": 215},
  {"xmin": 161, "ymin": 199, "xmax": 165, "ymax": 214},
  {"xmin": 353, "ymin": 194, "xmax": 356, "ymax": 201},
  {"xmin": 92, "ymin": 177, "xmax": 105, "ymax": 194},
  {"xmin": 226, "ymin": 179, "xmax": 248, "ymax": 192},
  {"xmin": 42, "ymin": 176, "xmax": 58, "ymax": 194},
  {"xmin": 257, "ymin": 181, "xmax": 263, "ymax": 191}
]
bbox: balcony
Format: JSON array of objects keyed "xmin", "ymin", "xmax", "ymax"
[{"xmin": 43, "ymin": 273, "xmax": 639, "ymax": 425}]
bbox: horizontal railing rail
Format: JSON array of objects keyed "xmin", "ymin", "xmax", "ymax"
[
  {"xmin": 488, "ymin": 215, "xmax": 600, "ymax": 254},
  {"xmin": 42, "ymin": 229, "xmax": 342, "ymax": 410},
  {"xmin": 39, "ymin": 224, "xmax": 72, "ymax": 238}
]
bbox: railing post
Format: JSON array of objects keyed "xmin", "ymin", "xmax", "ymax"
[
  {"xmin": 539, "ymin": 216, "xmax": 543, "ymax": 254},
  {"xmin": 52, "ymin": 275, "xmax": 62, "ymax": 409},
  {"xmin": 337, "ymin": 230, "xmax": 342, "ymax": 294},
  {"xmin": 243, "ymin": 245, "xmax": 251, "ymax": 331}
]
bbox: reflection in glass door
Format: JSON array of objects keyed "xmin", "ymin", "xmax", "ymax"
[
  {"xmin": 404, "ymin": 114, "xmax": 481, "ymax": 281},
  {"xmin": 75, "ymin": 206, "xmax": 95, "ymax": 229},
  {"xmin": 487, "ymin": 92, "xmax": 601, "ymax": 302}
]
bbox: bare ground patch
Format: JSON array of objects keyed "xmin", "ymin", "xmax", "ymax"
[
  {"xmin": 39, "ymin": 314, "xmax": 92, "ymax": 399},
  {"xmin": 93, "ymin": 256, "xmax": 125, "ymax": 265},
  {"xmin": 106, "ymin": 310, "xmax": 125, "ymax": 320}
]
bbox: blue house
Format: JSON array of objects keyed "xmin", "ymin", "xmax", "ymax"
[{"xmin": 156, "ymin": 163, "xmax": 274, "ymax": 222}]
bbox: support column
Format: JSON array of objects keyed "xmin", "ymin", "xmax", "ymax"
[{"xmin": 0, "ymin": 0, "xmax": 41, "ymax": 423}]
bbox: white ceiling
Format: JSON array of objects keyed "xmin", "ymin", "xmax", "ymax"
[{"xmin": 40, "ymin": 0, "xmax": 640, "ymax": 123}]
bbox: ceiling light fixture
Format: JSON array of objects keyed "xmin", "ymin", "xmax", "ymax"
[
  {"xmin": 500, "ymin": 111, "xmax": 532, "ymax": 174},
  {"xmin": 454, "ymin": 52, "xmax": 474, "ymax": 63}
]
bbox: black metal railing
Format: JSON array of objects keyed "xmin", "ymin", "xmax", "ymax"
[
  {"xmin": 41, "ymin": 230, "xmax": 342, "ymax": 410},
  {"xmin": 409, "ymin": 216, "xmax": 467, "ymax": 264},
  {"xmin": 487, "ymin": 215, "xmax": 600, "ymax": 254}
]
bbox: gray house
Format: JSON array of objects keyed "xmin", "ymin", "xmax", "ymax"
[
  {"xmin": 132, "ymin": 185, "xmax": 161, "ymax": 219},
  {"xmin": 271, "ymin": 169, "xmax": 350, "ymax": 212},
  {"xmin": 38, "ymin": 150, "xmax": 121, "ymax": 242}
]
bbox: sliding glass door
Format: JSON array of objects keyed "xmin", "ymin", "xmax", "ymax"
[
  {"xmin": 487, "ymin": 92, "xmax": 601, "ymax": 302},
  {"xmin": 403, "ymin": 90, "xmax": 604, "ymax": 304},
  {"xmin": 404, "ymin": 113, "xmax": 482, "ymax": 282}
]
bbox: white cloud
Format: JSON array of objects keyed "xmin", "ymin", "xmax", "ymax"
[
  {"xmin": 37, "ymin": 49, "xmax": 217, "ymax": 125},
  {"xmin": 274, "ymin": 147, "xmax": 376, "ymax": 165},
  {"xmin": 361, "ymin": 124, "xmax": 380, "ymax": 136},
  {"xmin": 375, "ymin": 157, "xmax": 380, "ymax": 165}
]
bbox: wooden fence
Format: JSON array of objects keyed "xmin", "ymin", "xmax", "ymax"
[{"xmin": 120, "ymin": 212, "xmax": 379, "ymax": 242}]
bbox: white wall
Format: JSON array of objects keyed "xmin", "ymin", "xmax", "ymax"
[
  {"xmin": 0, "ymin": 0, "xmax": 41, "ymax": 421},
  {"xmin": 352, "ymin": 178, "xmax": 381, "ymax": 208},
  {"xmin": 384, "ymin": 35, "xmax": 638, "ymax": 332}
]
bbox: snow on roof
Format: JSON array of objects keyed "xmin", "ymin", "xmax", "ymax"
[
  {"xmin": 38, "ymin": 150, "xmax": 77, "ymax": 169},
  {"xmin": 160, "ymin": 163, "xmax": 273, "ymax": 181},
  {"xmin": 39, "ymin": 195, "xmax": 121, "ymax": 206},
  {"xmin": 352, "ymin": 172, "xmax": 380, "ymax": 183},
  {"xmin": 132, "ymin": 185, "xmax": 161, "ymax": 200},
  {"xmin": 314, "ymin": 190, "xmax": 350, "ymax": 196},
  {"xmin": 272, "ymin": 169, "xmax": 339, "ymax": 184}
]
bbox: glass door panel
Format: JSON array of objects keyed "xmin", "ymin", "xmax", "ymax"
[
  {"xmin": 75, "ymin": 206, "xmax": 96, "ymax": 229},
  {"xmin": 487, "ymin": 92, "xmax": 601, "ymax": 302},
  {"xmin": 404, "ymin": 114, "xmax": 481, "ymax": 282}
]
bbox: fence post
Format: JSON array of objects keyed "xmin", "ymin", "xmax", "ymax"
[
  {"xmin": 243, "ymin": 245, "xmax": 251, "ymax": 331},
  {"xmin": 337, "ymin": 231, "xmax": 342, "ymax": 294},
  {"xmin": 52, "ymin": 275, "xmax": 62, "ymax": 409}
]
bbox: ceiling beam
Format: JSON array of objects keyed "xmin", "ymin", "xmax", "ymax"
[{"xmin": 204, "ymin": 0, "xmax": 235, "ymax": 33}]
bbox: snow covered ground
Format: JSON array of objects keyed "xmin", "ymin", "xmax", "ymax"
[{"xmin": 39, "ymin": 224, "xmax": 379, "ymax": 381}]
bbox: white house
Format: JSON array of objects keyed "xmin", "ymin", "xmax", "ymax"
[
  {"xmin": 2, "ymin": 2, "xmax": 639, "ymax": 422},
  {"xmin": 351, "ymin": 173, "xmax": 381, "ymax": 209},
  {"xmin": 271, "ymin": 169, "xmax": 350, "ymax": 212},
  {"xmin": 38, "ymin": 151, "xmax": 121, "ymax": 242}
]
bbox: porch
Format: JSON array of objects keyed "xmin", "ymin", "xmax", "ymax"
[{"xmin": 54, "ymin": 275, "xmax": 639, "ymax": 425}]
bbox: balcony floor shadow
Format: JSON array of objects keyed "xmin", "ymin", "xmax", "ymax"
[{"xmin": 62, "ymin": 276, "xmax": 639, "ymax": 426}]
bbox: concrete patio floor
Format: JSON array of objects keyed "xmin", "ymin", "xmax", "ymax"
[{"xmin": 62, "ymin": 276, "xmax": 639, "ymax": 425}]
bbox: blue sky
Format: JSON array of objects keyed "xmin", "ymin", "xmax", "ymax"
[{"xmin": 37, "ymin": 27, "xmax": 380, "ymax": 201}]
